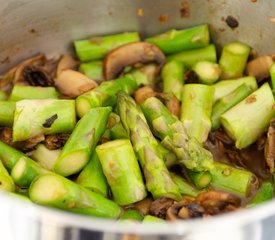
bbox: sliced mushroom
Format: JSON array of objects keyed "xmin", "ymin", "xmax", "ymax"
[
  {"xmin": 54, "ymin": 69, "xmax": 98, "ymax": 98},
  {"xmin": 196, "ymin": 191, "xmax": 241, "ymax": 215},
  {"xmin": 245, "ymin": 55, "xmax": 273, "ymax": 81},
  {"xmin": 265, "ymin": 118, "xmax": 275, "ymax": 173},
  {"xmin": 156, "ymin": 93, "xmax": 180, "ymax": 117},
  {"xmin": 103, "ymin": 42, "xmax": 165, "ymax": 80},
  {"xmin": 56, "ymin": 55, "xmax": 79, "ymax": 77},
  {"xmin": 149, "ymin": 197, "xmax": 174, "ymax": 219},
  {"xmin": 139, "ymin": 63, "xmax": 160, "ymax": 86},
  {"xmin": 23, "ymin": 65, "xmax": 54, "ymax": 86},
  {"xmin": 134, "ymin": 86, "xmax": 156, "ymax": 104},
  {"xmin": 133, "ymin": 197, "xmax": 153, "ymax": 216},
  {"xmin": 43, "ymin": 133, "xmax": 70, "ymax": 150}
]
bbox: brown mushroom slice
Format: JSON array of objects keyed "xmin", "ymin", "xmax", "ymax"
[
  {"xmin": 265, "ymin": 118, "xmax": 275, "ymax": 173},
  {"xmin": 55, "ymin": 69, "xmax": 98, "ymax": 98},
  {"xmin": 245, "ymin": 55, "xmax": 273, "ymax": 81},
  {"xmin": 133, "ymin": 197, "xmax": 153, "ymax": 216},
  {"xmin": 43, "ymin": 133, "xmax": 70, "ymax": 150},
  {"xmin": 56, "ymin": 55, "xmax": 79, "ymax": 77},
  {"xmin": 149, "ymin": 197, "xmax": 174, "ymax": 219},
  {"xmin": 133, "ymin": 86, "xmax": 156, "ymax": 104},
  {"xmin": 196, "ymin": 191, "xmax": 241, "ymax": 215},
  {"xmin": 139, "ymin": 63, "xmax": 160, "ymax": 86},
  {"xmin": 103, "ymin": 42, "xmax": 166, "ymax": 80},
  {"xmin": 156, "ymin": 93, "xmax": 180, "ymax": 117}
]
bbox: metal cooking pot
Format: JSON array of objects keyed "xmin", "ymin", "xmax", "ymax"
[{"xmin": 0, "ymin": 1, "xmax": 275, "ymax": 239}]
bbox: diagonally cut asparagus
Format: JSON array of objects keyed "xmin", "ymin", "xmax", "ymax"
[
  {"xmin": 0, "ymin": 160, "xmax": 15, "ymax": 192},
  {"xmin": 54, "ymin": 107, "xmax": 112, "ymax": 176},
  {"xmin": 0, "ymin": 101, "xmax": 15, "ymax": 127},
  {"xmin": 116, "ymin": 92, "xmax": 181, "ymax": 201},
  {"xmin": 141, "ymin": 96, "xmax": 214, "ymax": 171}
]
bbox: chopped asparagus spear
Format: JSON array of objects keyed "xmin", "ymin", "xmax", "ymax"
[
  {"xmin": 161, "ymin": 60, "xmax": 184, "ymax": 100},
  {"xmin": 145, "ymin": 24, "xmax": 210, "ymax": 54},
  {"xmin": 0, "ymin": 160, "xmax": 15, "ymax": 192},
  {"xmin": 9, "ymin": 85, "xmax": 59, "ymax": 101},
  {"xmin": 11, "ymin": 156, "xmax": 47, "ymax": 187},
  {"xmin": 192, "ymin": 61, "xmax": 222, "ymax": 84},
  {"xmin": 28, "ymin": 144, "xmax": 61, "ymax": 171},
  {"xmin": 213, "ymin": 76, "xmax": 258, "ymax": 103},
  {"xmin": 117, "ymin": 92, "xmax": 181, "ymax": 201},
  {"xmin": 96, "ymin": 139, "xmax": 147, "ymax": 205},
  {"xmin": 170, "ymin": 173, "xmax": 200, "ymax": 197},
  {"xmin": 120, "ymin": 209, "xmax": 144, "ymax": 221},
  {"xmin": 185, "ymin": 170, "xmax": 212, "ymax": 189},
  {"xmin": 0, "ymin": 90, "xmax": 7, "ymax": 100},
  {"xmin": 211, "ymin": 83, "xmax": 254, "ymax": 130},
  {"xmin": 54, "ymin": 107, "xmax": 112, "ymax": 176},
  {"xmin": 219, "ymin": 42, "xmax": 251, "ymax": 79},
  {"xmin": 143, "ymin": 215, "xmax": 165, "ymax": 223},
  {"xmin": 141, "ymin": 96, "xmax": 214, "ymax": 172},
  {"xmin": 77, "ymin": 152, "xmax": 108, "ymax": 197},
  {"xmin": 180, "ymin": 84, "xmax": 214, "ymax": 143},
  {"xmin": 210, "ymin": 161, "xmax": 257, "ymax": 197},
  {"xmin": 167, "ymin": 44, "xmax": 217, "ymax": 68},
  {"xmin": 220, "ymin": 83, "xmax": 275, "ymax": 149},
  {"xmin": 79, "ymin": 61, "xmax": 104, "ymax": 83},
  {"xmin": 13, "ymin": 99, "xmax": 76, "ymax": 142},
  {"xmin": 0, "ymin": 101, "xmax": 15, "ymax": 127},
  {"xmin": 270, "ymin": 62, "xmax": 275, "ymax": 92},
  {"xmin": 247, "ymin": 182, "xmax": 274, "ymax": 208},
  {"xmin": 29, "ymin": 173, "xmax": 121, "ymax": 219},
  {"xmin": 74, "ymin": 32, "xmax": 140, "ymax": 61}
]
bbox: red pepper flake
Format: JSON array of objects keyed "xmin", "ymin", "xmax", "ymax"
[
  {"xmin": 180, "ymin": 1, "xmax": 189, "ymax": 18},
  {"xmin": 159, "ymin": 14, "xmax": 169, "ymax": 24},
  {"xmin": 137, "ymin": 8, "xmax": 144, "ymax": 17},
  {"xmin": 245, "ymin": 94, "xmax": 257, "ymax": 104}
]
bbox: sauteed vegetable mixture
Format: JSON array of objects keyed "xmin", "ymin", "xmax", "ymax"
[{"xmin": 0, "ymin": 24, "xmax": 275, "ymax": 222}]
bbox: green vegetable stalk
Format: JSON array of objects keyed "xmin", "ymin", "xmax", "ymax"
[
  {"xmin": 77, "ymin": 152, "xmax": 108, "ymax": 197},
  {"xmin": 0, "ymin": 101, "xmax": 15, "ymax": 127},
  {"xmin": 143, "ymin": 215, "xmax": 165, "ymax": 223},
  {"xmin": 219, "ymin": 42, "xmax": 251, "ymax": 79},
  {"xmin": 192, "ymin": 61, "xmax": 221, "ymax": 85},
  {"xmin": 13, "ymin": 99, "xmax": 76, "ymax": 142},
  {"xmin": 96, "ymin": 139, "xmax": 147, "ymax": 206},
  {"xmin": 185, "ymin": 170, "xmax": 212, "ymax": 189},
  {"xmin": 79, "ymin": 61, "xmax": 104, "ymax": 83},
  {"xmin": 161, "ymin": 60, "xmax": 184, "ymax": 100},
  {"xmin": 120, "ymin": 209, "xmax": 144, "ymax": 221},
  {"xmin": 54, "ymin": 107, "xmax": 112, "ymax": 176},
  {"xmin": 270, "ymin": 62, "xmax": 275, "ymax": 92},
  {"xmin": 180, "ymin": 84, "xmax": 214, "ymax": 143},
  {"xmin": 74, "ymin": 32, "xmax": 140, "ymax": 61},
  {"xmin": 9, "ymin": 85, "xmax": 59, "ymax": 101},
  {"xmin": 29, "ymin": 173, "xmax": 121, "ymax": 219},
  {"xmin": 167, "ymin": 44, "xmax": 217, "ymax": 68},
  {"xmin": 145, "ymin": 24, "xmax": 210, "ymax": 54},
  {"xmin": 141, "ymin": 96, "xmax": 214, "ymax": 172},
  {"xmin": 220, "ymin": 83, "xmax": 275, "ymax": 149},
  {"xmin": 0, "ymin": 90, "xmax": 7, "ymax": 100},
  {"xmin": 0, "ymin": 160, "xmax": 15, "ymax": 192},
  {"xmin": 117, "ymin": 92, "xmax": 181, "ymax": 201}
]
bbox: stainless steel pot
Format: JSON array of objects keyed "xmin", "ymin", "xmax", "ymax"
[{"xmin": 0, "ymin": 1, "xmax": 275, "ymax": 239}]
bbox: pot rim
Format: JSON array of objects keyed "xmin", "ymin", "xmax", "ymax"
[{"xmin": 1, "ymin": 192, "xmax": 274, "ymax": 235}]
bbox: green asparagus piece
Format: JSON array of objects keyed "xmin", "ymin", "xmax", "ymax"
[
  {"xmin": 0, "ymin": 90, "xmax": 7, "ymax": 100},
  {"xmin": 76, "ymin": 74, "xmax": 139, "ymax": 118},
  {"xmin": 143, "ymin": 215, "xmax": 165, "ymax": 223},
  {"xmin": 74, "ymin": 32, "xmax": 140, "ymax": 61},
  {"xmin": 28, "ymin": 144, "xmax": 61, "ymax": 171},
  {"xmin": 167, "ymin": 44, "xmax": 217, "ymax": 68},
  {"xmin": 213, "ymin": 76, "xmax": 258, "ymax": 103},
  {"xmin": 270, "ymin": 62, "xmax": 275, "ymax": 92},
  {"xmin": 161, "ymin": 60, "xmax": 184, "ymax": 100},
  {"xmin": 0, "ymin": 101, "xmax": 15, "ymax": 127},
  {"xmin": 54, "ymin": 107, "xmax": 112, "ymax": 176},
  {"xmin": 96, "ymin": 139, "xmax": 147, "ymax": 205},
  {"xmin": 29, "ymin": 173, "xmax": 121, "ymax": 219},
  {"xmin": 192, "ymin": 61, "xmax": 221, "ymax": 84},
  {"xmin": 170, "ymin": 173, "xmax": 200, "ymax": 197},
  {"xmin": 11, "ymin": 156, "xmax": 47, "ymax": 187},
  {"xmin": 247, "ymin": 182, "xmax": 274, "ymax": 207},
  {"xmin": 0, "ymin": 160, "xmax": 15, "ymax": 192},
  {"xmin": 211, "ymin": 83, "xmax": 254, "ymax": 130},
  {"xmin": 117, "ymin": 92, "xmax": 181, "ymax": 201},
  {"xmin": 210, "ymin": 161, "xmax": 257, "ymax": 196},
  {"xmin": 141, "ymin": 96, "xmax": 214, "ymax": 171},
  {"xmin": 180, "ymin": 84, "xmax": 214, "ymax": 143},
  {"xmin": 120, "ymin": 209, "xmax": 144, "ymax": 221},
  {"xmin": 13, "ymin": 99, "xmax": 76, "ymax": 142},
  {"xmin": 185, "ymin": 170, "xmax": 212, "ymax": 189},
  {"xmin": 9, "ymin": 85, "xmax": 59, "ymax": 101},
  {"xmin": 77, "ymin": 152, "xmax": 108, "ymax": 197},
  {"xmin": 79, "ymin": 61, "xmax": 104, "ymax": 83},
  {"xmin": 219, "ymin": 42, "xmax": 251, "ymax": 79},
  {"xmin": 110, "ymin": 121, "xmax": 128, "ymax": 139},
  {"xmin": 220, "ymin": 83, "xmax": 275, "ymax": 149},
  {"xmin": 145, "ymin": 24, "xmax": 210, "ymax": 54},
  {"xmin": 7, "ymin": 192, "xmax": 32, "ymax": 202},
  {"xmin": 157, "ymin": 141, "xmax": 178, "ymax": 168},
  {"xmin": 0, "ymin": 141, "xmax": 24, "ymax": 171}
]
